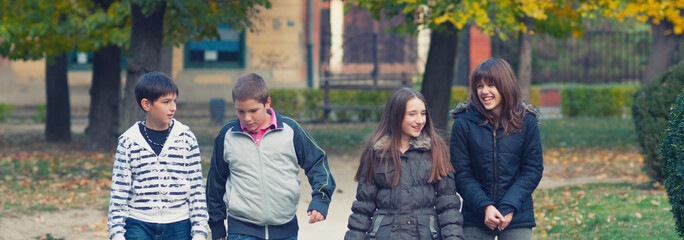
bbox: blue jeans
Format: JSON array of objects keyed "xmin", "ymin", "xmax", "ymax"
[
  {"xmin": 463, "ymin": 226, "xmax": 533, "ymax": 240},
  {"xmin": 124, "ymin": 218, "xmax": 192, "ymax": 240},
  {"xmin": 227, "ymin": 233, "xmax": 297, "ymax": 240}
]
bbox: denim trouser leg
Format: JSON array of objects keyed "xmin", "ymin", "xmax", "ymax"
[
  {"xmin": 124, "ymin": 218, "xmax": 192, "ymax": 240},
  {"xmin": 227, "ymin": 233, "xmax": 298, "ymax": 240}
]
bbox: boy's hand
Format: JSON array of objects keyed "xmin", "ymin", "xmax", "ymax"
[
  {"xmin": 307, "ymin": 210, "xmax": 325, "ymax": 224},
  {"xmin": 214, "ymin": 238, "xmax": 226, "ymax": 240}
]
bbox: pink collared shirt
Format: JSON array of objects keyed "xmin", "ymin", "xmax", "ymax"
[{"xmin": 240, "ymin": 108, "xmax": 277, "ymax": 146}]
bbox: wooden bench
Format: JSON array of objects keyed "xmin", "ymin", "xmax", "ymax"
[{"xmin": 320, "ymin": 73, "xmax": 411, "ymax": 122}]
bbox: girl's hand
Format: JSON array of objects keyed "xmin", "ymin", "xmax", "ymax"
[
  {"xmin": 498, "ymin": 212, "xmax": 514, "ymax": 230},
  {"xmin": 484, "ymin": 205, "xmax": 503, "ymax": 230}
]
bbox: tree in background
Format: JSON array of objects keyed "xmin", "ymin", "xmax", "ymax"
[
  {"xmin": 0, "ymin": 0, "xmax": 129, "ymax": 147},
  {"xmin": 0, "ymin": 1, "xmax": 80, "ymax": 142},
  {"xmin": 82, "ymin": 0, "xmax": 129, "ymax": 151},
  {"xmin": 345, "ymin": 0, "xmax": 583, "ymax": 132},
  {"xmin": 587, "ymin": 0, "xmax": 684, "ymax": 85},
  {"xmin": 119, "ymin": 0, "xmax": 272, "ymax": 132}
]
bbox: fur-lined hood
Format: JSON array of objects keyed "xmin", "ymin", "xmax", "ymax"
[
  {"xmin": 449, "ymin": 101, "xmax": 543, "ymax": 124},
  {"xmin": 373, "ymin": 131, "xmax": 431, "ymax": 151}
]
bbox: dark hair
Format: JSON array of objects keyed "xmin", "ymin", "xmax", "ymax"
[
  {"xmin": 469, "ymin": 58, "xmax": 524, "ymax": 136},
  {"xmin": 355, "ymin": 87, "xmax": 453, "ymax": 187},
  {"xmin": 135, "ymin": 72, "xmax": 179, "ymax": 111},
  {"xmin": 232, "ymin": 73, "xmax": 269, "ymax": 104}
]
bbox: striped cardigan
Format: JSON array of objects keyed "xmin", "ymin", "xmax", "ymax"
[{"xmin": 107, "ymin": 119, "xmax": 208, "ymax": 240}]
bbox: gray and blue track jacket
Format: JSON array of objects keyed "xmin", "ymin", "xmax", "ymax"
[
  {"xmin": 107, "ymin": 119, "xmax": 209, "ymax": 240},
  {"xmin": 206, "ymin": 110, "xmax": 336, "ymax": 239}
]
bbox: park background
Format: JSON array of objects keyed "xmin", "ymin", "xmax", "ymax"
[{"xmin": 1, "ymin": 0, "xmax": 683, "ymax": 239}]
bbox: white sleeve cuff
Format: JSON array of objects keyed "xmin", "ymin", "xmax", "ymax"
[
  {"xmin": 111, "ymin": 234, "xmax": 126, "ymax": 240},
  {"xmin": 192, "ymin": 234, "xmax": 208, "ymax": 240}
]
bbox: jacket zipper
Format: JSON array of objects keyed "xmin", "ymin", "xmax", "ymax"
[
  {"xmin": 492, "ymin": 130, "xmax": 497, "ymax": 202},
  {"xmin": 253, "ymin": 129, "xmax": 275, "ymax": 240}
]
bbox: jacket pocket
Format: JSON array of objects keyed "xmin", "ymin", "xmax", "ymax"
[
  {"xmin": 373, "ymin": 167, "xmax": 395, "ymax": 188},
  {"xmin": 417, "ymin": 215, "xmax": 440, "ymax": 240},
  {"xmin": 369, "ymin": 214, "xmax": 393, "ymax": 240}
]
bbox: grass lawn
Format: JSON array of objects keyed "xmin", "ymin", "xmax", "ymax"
[
  {"xmin": 534, "ymin": 183, "xmax": 678, "ymax": 239},
  {"xmin": 538, "ymin": 117, "xmax": 637, "ymax": 149}
]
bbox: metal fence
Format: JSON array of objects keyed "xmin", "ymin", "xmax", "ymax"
[
  {"xmin": 319, "ymin": 31, "xmax": 421, "ymax": 78},
  {"xmin": 492, "ymin": 31, "xmax": 684, "ymax": 84}
]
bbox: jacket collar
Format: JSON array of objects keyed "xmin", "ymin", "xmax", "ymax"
[
  {"xmin": 373, "ymin": 131, "xmax": 431, "ymax": 152},
  {"xmin": 230, "ymin": 108, "xmax": 285, "ymax": 133},
  {"xmin": 121, "ymin": 118, "xmax": 190, "ymax": 153}
]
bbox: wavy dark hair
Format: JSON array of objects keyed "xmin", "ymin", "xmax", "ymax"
[
  {"xmin": 469, "ymin": 58, "xmax": 525, "ymax": 136},
  {"xmin": 354, "ymin": 87, "xmax": 453, "ymax": 187}
]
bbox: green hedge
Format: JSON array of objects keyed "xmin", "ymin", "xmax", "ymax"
[
  {"xmin": 271, "ymin": 86, "xmax": 541, "ymax": 122},
  {"xmin": 561, "ymin": 86, "xmax": 639, "ymax": 117},
  {"xmin": 0, "ymin": 103, "xmax": 14, "ymax": 122},
  {"xmin": 633, "ymin": 63, "xmax": 684, "ymax": 183},
  {"xmin": 659, "ymin": 89, "xmax": 684, "ymax": 238},
  {"xmin": 269, "ymin": 89, "xmax": 323, "ymax": 121}
]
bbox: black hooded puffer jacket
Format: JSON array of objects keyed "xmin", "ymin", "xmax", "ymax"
[
  {"xmin": 449, "ymin": 102, "xmax": 544, "ymax": 231},
  {"xmin": 345, "ymin": 133, "xmax": 464, "ymax": 240}
]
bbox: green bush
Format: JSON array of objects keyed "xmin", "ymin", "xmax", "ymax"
[
  {"xmin": 0, "ymin": 103, "xmax": 14, "ymax": 121},
  {"xmin": 34, "ymin": 104, "xmax": 46, "ymax": 123},
  {"xmin": 561, "ymin": 86, "xmax": 639, "ymax": 117},
  {"xmin": 633, "ymin": 63, "xmax": 684, "ymax": 183},
  {"xmin": 270, "ymin": 89, "xmax": 323, "ymax": 121},
  {"xmin": 659, "ymin": 89, "xmax": 684, "ymax": 238},
  {"xmin": 530, "ymin": 86, "xmax": 541, "ymax": 107},
  {"xmin": 450, "ymin": 87, "xmax": 469, "ymax": 109}
]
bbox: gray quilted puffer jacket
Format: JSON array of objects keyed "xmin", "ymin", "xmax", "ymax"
[{"xmin": 344, "ymin": 133, "xmax": 464, "ymax": 240}]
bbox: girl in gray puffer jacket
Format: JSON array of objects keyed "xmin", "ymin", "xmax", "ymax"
[{"xmin": 345, "ymin": 88, "xmax": 464, "ymax": 240}]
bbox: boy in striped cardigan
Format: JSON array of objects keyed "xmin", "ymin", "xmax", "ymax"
[{"xmin": 107, "ymin": 72, "xmax": 209, "ymax": 240}]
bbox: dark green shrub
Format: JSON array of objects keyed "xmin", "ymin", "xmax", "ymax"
[
  {"xmin": 270, "ymin": 89, "xmax": 300, "ymax": 117},
  {"xmin": 34, "ymin": 104, "xmax": 46, "ymax": 123},
  {"xmin": 450, "ymin": 87, "xmax": 469, "ymax": 109},
  {"xmin": 301, "ymin": 89, "xmax": 323, "ymax": 120},
  {"xmin": 659, "ymin": 89, "xmax": 684, "ymax": 238},
  {"xmin": 633, "ymin": 63, "xmax": 684, "ymax": 183},
  {"xmin": 561, "ymin": 86, "xmax": 639, "ymax": 117},
  {"xmin": 0, "ymin": 103, "xmax": 14, "ymax": 121},
  {"xmin": 330, "ymin": 90, "xmax": 357, "ymax": 122}
]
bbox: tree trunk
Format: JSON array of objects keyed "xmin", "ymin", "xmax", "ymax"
[
  {"xmin": 120, "ymin": 2, "xmax": 166, "ymax": 132},
  {"xmin": 421, "ymin": 22, "xmax": 459, "ymax": 136},
  {"xmin": 517, "ymin": 17, "xmax": 533, "ymax": 103},
  {"xmin": 86, "ymin": 45, "xmax": 121, "ymax": 151},
  {"xmin": 643, "ymin": 21, "xmax": 683, "ymax": 85},
  {"xmin": 45, "ymin": 53, "xmax": 71, "ymax": 142}
]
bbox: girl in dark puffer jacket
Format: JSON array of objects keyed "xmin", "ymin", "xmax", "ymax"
[
  {"xmin": 345, "ymin": 88, "xmax": 464, "ymax": 240},
  {"xmin": 450, "ymin": 58, "xmax": 544, "ymax": 240}
]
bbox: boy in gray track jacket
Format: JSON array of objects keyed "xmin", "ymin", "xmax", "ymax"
[{"xmin": 206, "ymin": 73, "xmax": 336, "ymax": 240}]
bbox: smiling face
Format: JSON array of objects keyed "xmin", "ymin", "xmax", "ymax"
[
  {"xmin": 476, "ymin": 79, "xmax": 503, "ymax": 116},
  {"xmin": 400, "ymin": 97, "xmax": 426, "ymax": 143},
  {"xmin": 235, "ymin": 97, "xmax": 272, "ymax": 132},
  {"xmin": 142, "ymin": 93, "xmax": 177, "ymax": 130}
]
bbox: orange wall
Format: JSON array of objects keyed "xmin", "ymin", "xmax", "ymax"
[{"xmin": 469, "ymin": 25, "xmax": 491, "ymax": 75}]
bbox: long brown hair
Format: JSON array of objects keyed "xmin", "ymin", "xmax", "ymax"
[
  {"xmin": 469, "ymin": 58, "xmax": 525, "ymax": 136},
  {"xmin": 354, "ymin": 88, "xmax": 453, "ymax": 187}
]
